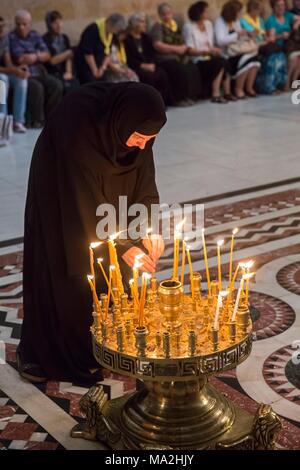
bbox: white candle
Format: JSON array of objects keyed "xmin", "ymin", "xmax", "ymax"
[
  {"xmin": 214, "ymin": 290, "xmax": 228, "ymax": 330},
  {"xmin": 231, "ymin": 277, "xmax": 245, "ymax": 322}
]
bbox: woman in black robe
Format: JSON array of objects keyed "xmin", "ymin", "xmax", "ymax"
[{"xmin": 18, "ymin": 82, "xmax": 167, "ymax": 385}]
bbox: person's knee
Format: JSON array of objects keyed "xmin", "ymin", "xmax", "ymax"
[{"xmin": 47, "ymin": 77, "xmax": 63, "ymax": 95}]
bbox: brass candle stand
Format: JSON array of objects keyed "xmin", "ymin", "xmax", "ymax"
[{"xmin": 71, "ymin": 277, "xmax": 282, "ymax": 450}]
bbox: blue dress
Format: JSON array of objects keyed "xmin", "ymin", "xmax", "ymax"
[{"xmin": 241, "ymin": 14, "xmax": 289, "ymax": 94}]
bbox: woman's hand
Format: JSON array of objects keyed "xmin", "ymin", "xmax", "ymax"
[
  {"xmin": 122, "ymin": 247, "xmax": 156, "ymax": 273},
  {"xmin": 142, "ymin": 234, "xmax": 165, "ymax": 263},
  {"xmin": 209, "ymin": 46, "xmax": 222, "ymax": 56}
]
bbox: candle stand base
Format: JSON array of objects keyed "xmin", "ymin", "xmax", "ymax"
[{"xmin": 71, "ymin": 379, "xmax": 281, "ymax": 450}]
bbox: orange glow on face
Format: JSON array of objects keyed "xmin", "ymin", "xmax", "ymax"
[{"xmin": 126, "ymin": 131, "xmax": 157, "ymax": 150}]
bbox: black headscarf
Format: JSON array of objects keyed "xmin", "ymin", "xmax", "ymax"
[{"xmin": 56, "ymin": 82, "xmax": 167, "ymax": 175}]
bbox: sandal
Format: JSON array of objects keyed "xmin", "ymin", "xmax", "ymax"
[
  {"xmin": 17, "ymin": 351, "xmax": 47, "ymax": 383},
  {"xmin": 211, "ymin": 96, "xmax": 228, "ymax": 104},
  {"xmin": 224, "ymin": 94, "xmax": 238, "ymax": 102}
]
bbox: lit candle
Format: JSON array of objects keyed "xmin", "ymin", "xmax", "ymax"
[
  {"xmin": 180, "ymin": 239, "xmax": 186, "ymax": 286},
  {"xmin": 97, "ymin": 258, "xmax": 115, "ymax": 303},
  {"xmin": 110, "ymin": 265, "xmax": 118, "ymax": 290},
  {"xmin": 173, "ymin": 218, "xmax": 186, "ymax": 281},
  {"xmin": 105, "ymin": 267, "xmax": 114, "ymax": 319},
  {"xmin": 231, "ymin": 275, "xmax": 248, "ymax": 322},
  {"xmin": 138, "ymin": 273, "xmax": 151, "ymax": 328},
  {"xmin": 89, "ymin": 242, "xmax": 102, "ymax": 287},
  {"xmin": 230, "ymin": 262, "xmax": 241, "ymax": 290},
  {"xmin": 108, "ymin": 232, "xmax": 124, "ymax": 294},
  {"xmin": 245, "ymin": 270, "xmax": 254, "ymax": 305},
  {"xmin": 129, "ymin": 279, "xmax": 139, "ymax": 309},
  {"xmin": 87, "ymin": 274, "xmax": 101, "ymax": 313},
  {"xmin": 186, "ymin": 245, "xmax": 195, "ymax": 299},
  {"xmin": 201, "ymin": 229, "xmax": 211, "ymax": 294},
  {"xmin": 133, "ymin": 254, "xmax": 144, "ymax": 301},
  {"xmin": 229, "ymin": 228, "xmax": 238, "ymax": 285},
  {"xmin": 217, "ymin": 239, "xmax": 224, "ymax": 291},
  {"xmin": 214, "ymin": 290, "xmax": 229, "ymax": 330}
]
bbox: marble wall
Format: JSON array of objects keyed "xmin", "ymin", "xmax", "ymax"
[{"xmin": 0, "ymin": 0, "xmax": 286, "ymax": 43}]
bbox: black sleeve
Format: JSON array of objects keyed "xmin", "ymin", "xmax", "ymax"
[
  {"xmin": 134, "ymin": 147, "xmax": 159, "ymax": 212},
  {"xmin": 124, "ymin": 35, "xmax": 143, "ymax": 70},
  {"xmin": 80, "ymin": 23, "xmax": 99, "ymax": 55},
  {"xmin": 64, "ymin": 34, "xmax": 71, "ymax": 49},
  {"xmin": 42, "ymin": 33, "xmax": 55, "ymax": 56},
  {"xmin": 143, "ymin": 34, "xmax": 156, "ymax": 62}
]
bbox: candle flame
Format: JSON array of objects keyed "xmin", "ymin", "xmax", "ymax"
[
  {"xmin": 129, "ymin": 279, "xmax": 134, "ymax": 285},
  {"xmin": 97, "ymin": 258, "xmax": 103, "ymax": 263},
  {"xmin": 109, "ymin": 265, "xmax": 116, "ymax": 271},
  {"xmin": 245, "ymin": 260, "xmax": 254, "ymax": 269},
  {"xmin": 135, "ymin": 253, "xmax": 145, "ymax": 261},
  {"xmin": 90, "ymin": 241, "xmax": 102, "ymax": 249},
  {"xmin": 232, "ymin": 228, "xmax": 239, "ymax": 235},
  {"xmin": 217, "ymin": 239, "xmax": 224, "ymax": 247},
  {"xmin": 109, "ymin": 230, "xmax": 125, "ymax": 241},
  {"xmin": 202, "ymin": 228, "xmax": 205, "ymax": 234},
  {"xmin": 220, "ymin": 290, "xmax": 229, "ymax": 297},
  {"xmin": 175, "ymin": 217, "xmax": 186, "ymax": 232},
  {"xmin": 146, "ymin": 228, "xmax": 153, "ymax": 235},
  {"xmin": 242, "ymin": 273, "xmax": 255, "ymax": 280},
  {"xmin": 87, "ymin": 274, "xmax": 94, "ymax": 281},
  {"xmin": 142, "ymin": 273, "xmax": 152, "ymax": 280},
  {"xmin": 134, "ymin": 261, "xmax": 143, "ymax": 269}
]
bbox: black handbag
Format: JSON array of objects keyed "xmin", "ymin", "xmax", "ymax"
[{"xmin": 258, "ymin": 42, "xmax": 284, "ymax": 56}]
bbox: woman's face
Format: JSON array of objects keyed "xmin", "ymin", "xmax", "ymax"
[
  {"xmin": 135, "ymin": 17, "xmax": 147, "ymax": 34},
  {"xmin": 201, "ymin": 6, "xmax": 209, "ymax": 21},
  {"xmin": 126, "ymin": 131, "xmax": 157, "ymax": 150},
  {"xmin": 250, "ymin": 7, "xmax": 261, "ymax": 17},
  {"xmin": 274, "ymin": 0, "xmax": 286, "ymax": 15},
  {"xmin": 51, "ymin": 18, "xmax": 63, "ymax": 35},
  {"xmin": 160, "ymin": 7, "xmax": 173, "ymax": 23}
]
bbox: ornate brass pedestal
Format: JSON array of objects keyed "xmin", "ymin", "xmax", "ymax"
[{"xmin": 71, "ymin": 279, "xmax": 282, "ymax": 450}]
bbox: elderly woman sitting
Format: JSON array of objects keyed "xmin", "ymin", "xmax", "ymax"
[
  {"xmin": 125, "ymin": 12, "xmax": 171, "ymax": 105},
  {"xmin": 150, "ymin": 2, "xmax": 202, "ymax": 106}
]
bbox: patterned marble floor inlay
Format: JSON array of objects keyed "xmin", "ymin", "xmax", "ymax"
[
  {"xmin": 250, "ymin": 292, "xmax": 296, "ymax": 341},
  {"xmin": 263, "ymin": 344, "xmax": 300, "ymax": 405},
  {"xmin": 0, "ymin": 183, "xmax": 300, "ymax": 449},
  {"xmin": 277, "ymin": 261, "xmax": 300, "ymax": 296},
  {"xmin": 0, "ymin": 389, "xmax": 64, "ymax": 450}
]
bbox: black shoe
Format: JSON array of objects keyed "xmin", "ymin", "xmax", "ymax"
[
  {"xmin": 224, "ymin": 94, "xmax": 238, "ymax": 102},
  {"xmin": 32, "ymin": 121, "xmax": 44, "ymax": 129},
  {"xmin": 17, "ymin": 351, "xmax": 47, "ymax": 383}
]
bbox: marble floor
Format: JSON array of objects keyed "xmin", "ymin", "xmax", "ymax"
[{"xmin": 0, "ymin": 93, "xmax": 300, "ymax": 450}]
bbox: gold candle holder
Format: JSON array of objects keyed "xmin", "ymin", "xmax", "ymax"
[
  {"xmin": 101, "ymin": 322, "xmax": 108, "ymax": 341},
  {"xmin": 125, "ymin": 319, "xmax": 132, "ymax": 339},
  {"xmin": 92, "ymin": 310, "xmax": 101, "ymax": 330},
  {"xmin": 228, "ymin": 321, "xmax": 236, "ymax": 343},
  {"xmin": 210, "ymin": 325, "xmax": 219, "ymax": 351},
  {"xmin": 156, "ymin": 331, "xmax": 162, "ymax": 350},
  {"xmin": 158, "ymin": 279, "xmax": 183, "ymax": 329},
  {"xmin": 117, "ymin": 326, "xmax": 125, "ymax": 352},
  {"xmin": 210, "ymin": 280, "xmax": 219, "ymax": 297},
  {"xmin": 163, "ymin": 331, "xmax": 171, "ymax": 358},
  {"xmin": 188, "ymin": 330, "xmax": 197, "ymax": 357},
  {"xmin": 192, "ymin": 272, "xmax": 202, "ymax": 302},
  {"xmin": 135, "ymin": 326, "xmax": 148, "ymax": 357},
  {"xmin": 237, "ymin": 305, "xmax": 250, "ymax": 337}
]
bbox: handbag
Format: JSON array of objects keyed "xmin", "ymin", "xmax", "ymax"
[
  {"xmin": 258, "ymin": 42, "xmax": 284, "ymax": 56},
  {"xmin": 284, "ymin": 27, "xmax": 300, "ymax": 55},
  {"xmin": 227, "ymin": 37, "xmax": 258, "ymax": 57}
]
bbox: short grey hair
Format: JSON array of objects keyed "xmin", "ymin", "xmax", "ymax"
[
  {"xmin": 128, "ymin": 12, "xmax": 147, "ymax": 29},
  {"xmin": 157, "ymin": 3, "xmax": 172, "ymax": 15},
  {"xmin": 106, "ymin": 13, "xmax": 126, "ymax": 31},
  {"xmin": 15, "ymin": 9, "xmax": 32, "ymax": 22}
]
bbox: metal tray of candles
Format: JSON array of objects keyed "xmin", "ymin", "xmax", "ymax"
[{"xmin": 71, "ymin": 230, "xmax": 282, "ymax": 450}]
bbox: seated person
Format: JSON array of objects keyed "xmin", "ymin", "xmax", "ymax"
[
  {"xmin": 0, "ymin": 16, "xmax": 28, "ymax": 133},
  {"xmin": 9, "ymin": 10, "xmax": 63, "ymax": 128},
  {"xmin": 214, "ymin": 0, "xmax": 261, "ymax": 98},
  {"xmin": 151, "ymin": 2, "xmax": 202, "ymax": 105},
  {"xmin": 43, "ymin": 10, "xmax": 79, "ymax": 94},
  {"xmin": 183, "ymin": 1, "xmax": 233, "ymax": 103},
  {"xmin": 125, "ymin": 12, "xmax": 171, "ymax": 105},
  {"xmin": 266, "ymin": 0, "xmax": 300, "ymax": 90},
  {"xmin": 241, "ymin": 0, "xmax": 287, "ymax": 95},
  {"xmin": 75, "ymin": 13, "xmax": 126, "ymax": 84},
  {"xmin": 290, "ymin": 0, "xmax": 300, "ymax": 15},
  {"xmin": 105, "ymin": 32, "xmax": 139, "ymax": 83}
]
